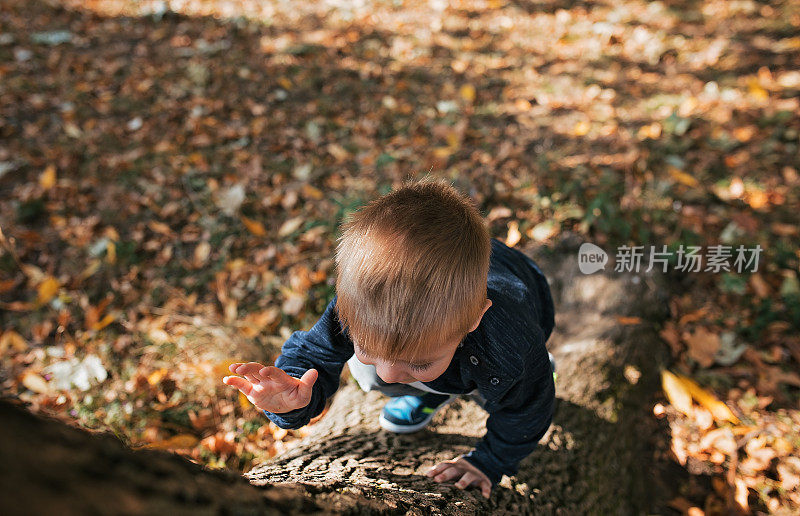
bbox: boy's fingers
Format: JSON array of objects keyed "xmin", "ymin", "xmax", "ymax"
[
  {"xmin": 426, "ymin": 462, "xmax": 453, "ymax": 477},
  {"xmin": 427, "ymin": 459, "xmax": 459, "ymax": 477},
  {"xmin": 222, "ymin": 375, "xmax": 253, "ymax": 395},
  {"xmin": 228, "ymin": 363, "xmax": 244, "ymax": 373},
  {"xmin": 454, "ymin": 471, "xmax": 479, "ymax": 490},
  {"xmin": 434, "ymin": 467, "xmax": 462, "ymax": 483},
  {"xmin": 243, "ymin": 374, "xmax": 260, "ymax": 386},
  {"xmin": 481, "ymin": 482, "xmax": 491, "ymax": 498},
  {"xmin": 235, "ymin": 362, "xmax": 266, "ymax": 378},
  {"xmin": 298, "ymin": 368, "xmax": 318, "ymax": 390},
  {"xmin": 258, "ymin": 366, "xmax": 297, "ymax": 388}
]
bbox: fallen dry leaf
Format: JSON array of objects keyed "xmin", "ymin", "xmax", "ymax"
[
  {"xmin": 241, "ymin": 216, "xmax": 267, "ymax": 236},
  {"xmin": 505, "ymin": 220, "xmax": 521, "ymax": 247},
  {"xmin": 615, "ymin": 315, "xmax": 642, "ymax": 325},
  {"xmin": 21, "ymin": 371, "xmax": 50, "ymax": 394},
  {"xmin": 39, "ymin": 164, "xmax": 56, "ymax": 189},
  {"xmin": 143, "ymin": 434, "xmax": 199, "ymax": 450},
  {"xmin": 683, "ymin": 326, "xmax": 721, "ymax": 368},
  {"xmin": 679, "ymin": 374, "xmax": 740, "ymax": 425},
  {"xmin": 36, "ymin": 276, "xmax": 60, "ymax": 304},
  {"xmin": 662, "ymin": 370, "xmax": 693, "ymax": 417}
]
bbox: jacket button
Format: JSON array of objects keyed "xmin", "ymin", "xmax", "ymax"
[
  {"xmin": 469, "ymin": 355, "xmax": 479, "ymax": 365},
  {"xmin": 490, "ymin": 377, "xmax": 500, "ymax": 385}
]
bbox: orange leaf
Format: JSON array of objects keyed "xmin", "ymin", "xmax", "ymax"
[
  {"xmin": 143, "ymin": 434, "xmax": 199, "ymax": 450},
  {"xmin": 39, "ymin": 165, "xmax": 56, "ymax": 189},
  {"xmin": 678, "ymin": 374, "xmax": 740, "ymax": 424},
  {"xmin": 460, "ymin": 84, "xmax": 476, "ymax": 102},
  {"xmin": 301, "ymin": 183, "xmax": 324, "ymax": 200},
  {"xmin": 747, "ymin": 77, "xmax": 768, "ymax": 100},
  {"xmin": 36, "ymin": 277, "xmax": 59, "ymax": 304},
  {"xmin": 433, "ymin": 146, "xmax": 454, "ymax": 159},
  {"xmin": 241, "ymin": 216, "xmax": 266, "ymax": 236},
  {"xmin": 147, "ymin": 368, "xmax": 168, "ymax": 386},
  {"xmin": 572, "ymin": 120, "xmax": 590, "ymax": 136},
  {"xmin": 213, "ymin": 359, "xmax": 239, "ymax": 379},
  {"xmin": 668, "ymin": 167, "xmax": 699, "ymax": 187},
  {"xmin": 615, "ymin": 316, "xmax": 642, "ymax": 325},
  {"xmin": 91, "ymin": 313, "xmax": 115, "ymax": 331},
  {"xmin": 105, "ymin": 240, "xmax": 116, "ymax": 264},
  {"xmin": 239, "ymin": 391, "xmax": 251, "ymax": 409}
]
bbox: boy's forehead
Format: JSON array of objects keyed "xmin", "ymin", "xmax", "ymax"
[{"xmin": 356, "ymin": 337, "xmax": 460, "ymax": 363}]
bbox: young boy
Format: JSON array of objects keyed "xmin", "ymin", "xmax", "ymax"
[{"xmin": 223, "ymin": 179, "xmax": 556, "ymax": 498}]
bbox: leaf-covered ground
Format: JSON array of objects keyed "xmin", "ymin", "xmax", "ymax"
[{"xmin": 1, "ymin": 0, "xmax": 799, "ymax": 513}]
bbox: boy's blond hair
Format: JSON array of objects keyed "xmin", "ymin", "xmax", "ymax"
[{"xmin": 334, "ymin": 178, "xmax": 491, "ymax": 362}]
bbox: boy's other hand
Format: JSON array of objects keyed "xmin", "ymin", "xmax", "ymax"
[
  {"xmin": 426, "ymin": 456, "xmax": 491, "ymax": 498},
  {"xmin": 222, "ymin": 362, "xmax": 318, "ymax": 414}
]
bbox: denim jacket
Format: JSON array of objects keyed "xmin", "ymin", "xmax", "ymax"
[{"xmin": 263, "ymin": 238, "xmax": 556, "ymax": 486}]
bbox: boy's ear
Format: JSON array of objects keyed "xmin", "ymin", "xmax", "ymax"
[{"xmin": 468, "ymin": 299, "xmax": 492, "ymax": 332}]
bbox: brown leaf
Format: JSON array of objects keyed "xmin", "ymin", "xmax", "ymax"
[
  {"xmin": 188, "ymin": 409, "xmax": 215, "ymax": 432},
  {"xmin": 684, "ymin": 327, "xmax": 720, "ymax": 368},
  {"xmin": 678, "ymin": 307, "xmax": 708, "ymax": 325},
  {"xmin": 200, "ymin": 431, "xmax": 236, "ymax": 456},
  {"xmin": 659, "ymin": 322, "xmax": 682, "ymax": 356},
  {"xmin": 148, "ymin": 220, "xmax": 172, "ymax": 236},
  {"xmin": 749, "ymin": 274, "xmax": 770, "ymax": 298}
]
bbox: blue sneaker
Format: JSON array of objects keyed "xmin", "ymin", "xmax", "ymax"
[{"xmin": 379, "ymin": 392, "xmax": 455, "ymax": 433}]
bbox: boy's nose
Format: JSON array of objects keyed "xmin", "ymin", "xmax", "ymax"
[{"xmin": 375, "ymin": 365, "xmax": 409, "ymax": 384}]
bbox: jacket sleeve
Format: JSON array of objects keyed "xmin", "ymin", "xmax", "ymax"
[
  {"xmin": 262, "ymin": 295, "xmax": 354, "ymax": 429},
  {"xmin": 463, "ymin": 328, "xmax": 555, "ymax": 486}
]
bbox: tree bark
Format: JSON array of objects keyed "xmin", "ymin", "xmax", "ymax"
[
  {"xmin": 1, "ymin": 234, "xmax": 672, "ymax": 515},
  {"xmin": 246, "ymin": 233, "xmax": 673, "ymax": 514}
]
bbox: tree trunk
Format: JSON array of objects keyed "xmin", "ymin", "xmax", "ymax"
[
  {"xmin": 246, "ymin": 234, "xmax": 673, "ymax": 514},
  {"xmin": 1, "ymin": 234, "xmax": 672, "ymax": 515}
]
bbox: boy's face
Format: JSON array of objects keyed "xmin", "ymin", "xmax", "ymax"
[
  {"xmin": 353, "ymin": 336, "xmax": 463, "ymax": 384},
  {"xmin": 353, "ymin": 299, "xmax": 493, "ymax": 384}
]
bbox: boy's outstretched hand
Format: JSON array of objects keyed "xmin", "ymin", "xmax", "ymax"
[
  {"xmin": 426, "ymin": 456, "xmax": 492, "ymax": 498},
  {"xmin": 222, "ymin": 362, "xmax": 318, "ymax": 414}
]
